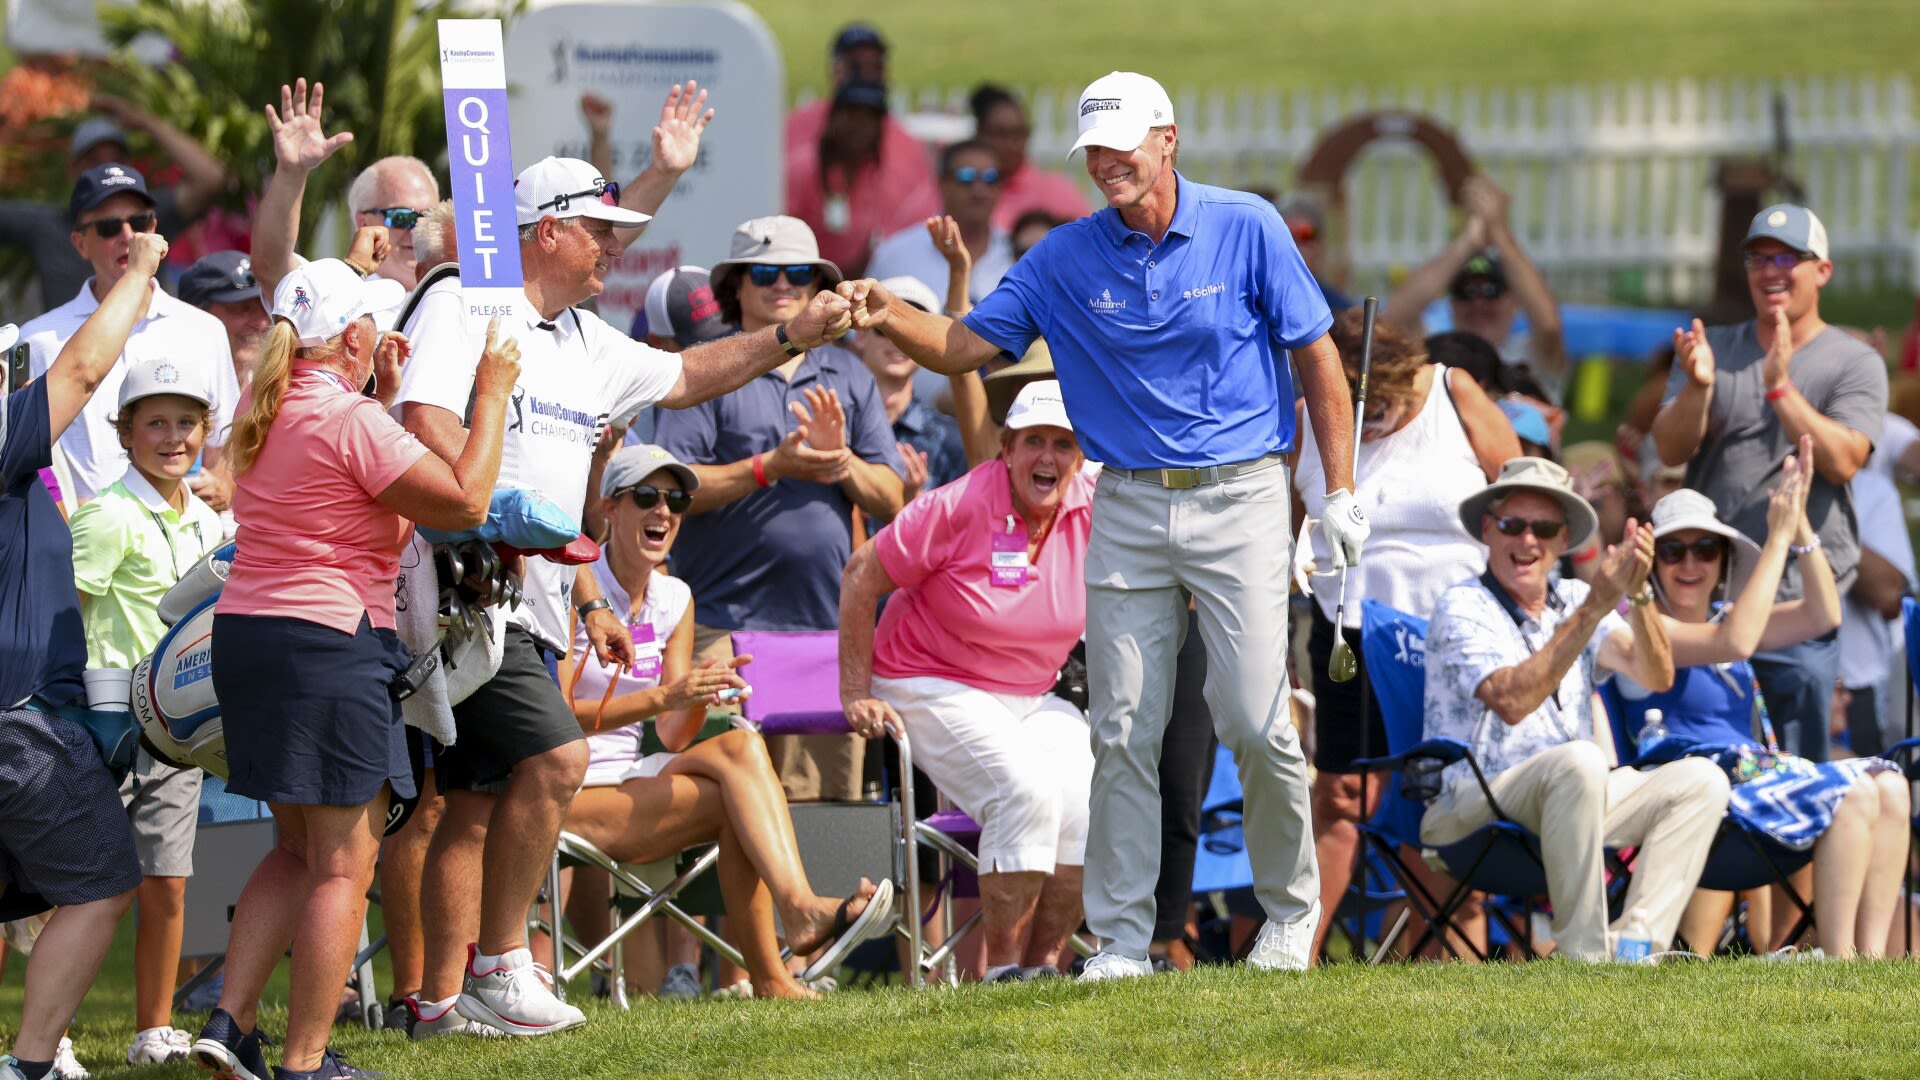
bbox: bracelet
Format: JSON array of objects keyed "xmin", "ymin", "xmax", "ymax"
[
  {"xmin": 1630, "ymin": 586, "xmax": 1654, "ymax": 606},
  {"xmin": 1790, "ymin": 537, "xmax": 1823, "ymax": 555},
  {"xmin": 774, "ymin": 322, "xmax": 803, "ymax": 357},
  {"xmin": 575, "ymin": 597, "xmax": 612, "ymax": 619},
  {"xmin": 1571, "ymin": 545, "xmax": 1600, "ymax": 564},
  {"xmin": 1766, "ymin": 384, "xmax": 1792, "ymax": 402},
  {"xmin": 752, "ymin": 452, "xmax": 771, "ymax": 488}
]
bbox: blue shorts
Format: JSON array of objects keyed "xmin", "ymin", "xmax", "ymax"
[
  {"xmin": 214, "ymin": 613, "xmax": 418, "ymax": 808},
  {"xmin": 0, "ymin": 704, "xmax": 142, "ymax": 919}
]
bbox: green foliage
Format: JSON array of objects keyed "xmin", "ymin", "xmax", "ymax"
[{"xmin": 96, "ymin": 0, "xmax": 516, "ymax": 247}]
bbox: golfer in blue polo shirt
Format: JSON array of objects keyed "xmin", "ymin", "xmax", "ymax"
[{"xmin": 840, "ymin": 70, "xmax": 1369, "ymax": 978}]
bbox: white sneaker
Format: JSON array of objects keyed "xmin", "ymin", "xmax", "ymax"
[
  {"xmin": 52, "ymin": 1038, "xmax": 88, "ymax": 1080},
  {"xmin": 1077, "ymin": 951, "xmax": 1153, "ymax": 982},
  {"xmin": 407, "ymin": 995, "xmax": 505, "ymax": 1040},
  {"xmin": 657, "ymin": 963, "xmax": 702, "ymax": 1001},
  {"xmin": 455, "ymin": 944, "xmax": 587, "ymax": 1037},
  {"xmin": 1246, "ymin": 902, "xmax": 1320, "ymax": 972},
  {"xmin": 126, "ymin": 1027, "xmax": 191, "ymax": 1065}
]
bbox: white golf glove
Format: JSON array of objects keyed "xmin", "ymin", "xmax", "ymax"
[{"xmin": 1320, "ymin": 488, "xmax": 1371, "ymax": 570}]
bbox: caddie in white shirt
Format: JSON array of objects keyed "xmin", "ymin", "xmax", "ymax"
[
  {"xmin": 393, "ymin": 155, "xmax": 856, "ymax": 1038},
  {"xmin": 23, "ymin": 163, "xmax": 240, "ymax": 509}
]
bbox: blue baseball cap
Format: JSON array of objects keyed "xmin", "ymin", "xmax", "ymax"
[
  {"xmin": 69, "ymin": 162, "xmax": 155, "ymax": 223},
  {"xmin": 178, "ymin": 251, "xmax": 261, "ymax": 309},
  {"xmin": 1743, "ymin": 203, "xmax": 1829, "ymax": 261},
  {"xmin": 70, "ymin": 117, "xmax": 129, "ymax": 162},
  {"xmin": 832, "ymin": 23, "xmax": 886, "ymax": 56},
  {"xmin": 1499, "ymin": 398, "xmax": 1552, "ymax": 448}
]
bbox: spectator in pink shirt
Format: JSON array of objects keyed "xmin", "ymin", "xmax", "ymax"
[
  {"xmin": 838, "ymin": 381, "xmax": 1093, "ymax": 983},
  {"xmin": 190, "ymin": 259, "xmax": 519, "ymax": 1080},
  {"xmin": 783, "ymin": 23, "xmax": 930, "ymax": 187},
  {"xmin": 787, "ymin": 78, "xmax": 939, "ymax": 278},
  {"xmin": 970, "ymin": 84, "xmax": 1092, "ymax": 232}
]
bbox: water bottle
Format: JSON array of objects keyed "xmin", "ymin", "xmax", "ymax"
[{"xmin": 1636, "ymin": 708, "xmax": 1669, "ymax": 763}]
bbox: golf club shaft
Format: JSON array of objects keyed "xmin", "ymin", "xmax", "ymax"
[{"xmin": 1331, "ymin": 296, "xmax": 1380, "ymax": 629}]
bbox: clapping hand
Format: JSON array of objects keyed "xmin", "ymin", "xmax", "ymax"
[
  {"xmin": 898, "ymin": 442, "xmax": 930, "ymax": 503},
  {"xmin": 792, "ymin": 387, "xmax": 846, "ymax": 452},
  {"xmin": 1762, "ymin": 307, "xmax": 1795, "ymax": 395},
  {"xmin": 927, "ymin": 214, "xmax": 971, "ymax": 273},
  {"xmin": 266, "ymin": 78, "xmax": 353, "ymax": 175},
  {"xmin": 1596, "ymin": 517, "xmax": 1655, "ymax": 606},
  {"xmin": 1673, "ymin": 318, "xmax": 1715, "ymax": 389},
  {"xmin": 1766, "ymin": 434, "xmax": 1816, "ymax": 542}
]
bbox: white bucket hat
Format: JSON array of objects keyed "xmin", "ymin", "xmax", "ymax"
[
  {"xmin": 1458, "ymin": 456, "xmax": 1600, "ymax": 549},
  {"xmin": 1649, "ymin": 488, "xmax": 1762, "ymax": 597}
]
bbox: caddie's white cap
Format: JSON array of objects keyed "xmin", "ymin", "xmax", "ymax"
[
  {"xmin": 118, "ymin": 356, "xmax": 212, "ymax": 410},
  {"xmin": 271, "ymin": 259, "xmax": 405, "ymax": 348},
  {"xmin": 1003, "ymin": 379, "xmax": 1072, "ymax": 433},
  {"xmin": 514, "ymin": 157, "xmax": 650, "ymax": 228},
  {"xmin": 879, "ymin": 275, "xmax": 941, "ymax": 314},
  {"xmin": 1069, "ymin": 71, "xmax": 1175, "ymax": 158}
]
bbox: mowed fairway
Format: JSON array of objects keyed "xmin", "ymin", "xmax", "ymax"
[
  {"xmin": 745, "ymin": 0, "xmax": 1920, "ymax": 97},
  {"xmin": 11, "ymin": 916, "xmax": 1920, "ymax": 1080}
]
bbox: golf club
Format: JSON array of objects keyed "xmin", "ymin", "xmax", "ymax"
[{"xmin": 1327, "ymin": 295, "xmax": 1379, "ymax": 683}]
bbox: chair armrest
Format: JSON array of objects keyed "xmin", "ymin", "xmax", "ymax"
[
  {"xmin": 1880, "ymin": 736, "xmax": 1920, "ymax": 779},
  {"xmin": 751, "ymin": 710, "xmax": 855, "ymax": 737},
  {"xmin": 1351, "ymin": 737, "xmax": 1471, "ymax": 773}
]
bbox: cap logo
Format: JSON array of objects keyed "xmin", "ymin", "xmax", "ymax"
[
  {"xmin": 292, "ymin": 286, "xmax": 314, "ymax": 313},
  {"xmin": 1152, "ymin": 109, "xmax": 1165, "ymax": 120},
  {"xmin": 686, "ymin": 285, "xmax": 720, "ymax": 322},
  {"xmin": 1768, "ymin": 210, "xmax": 1788, "ymax": 227},
  {"xmin": 105, "ymin": 166, "xmax": 124, "ymax": 177},
  {"xmin": 152, "ymin": 363, "xmax": 180, "ymax": 385},
  {"xmin": 1081, "ymin": 98, "xmax": 1123, "ymax": 116}
]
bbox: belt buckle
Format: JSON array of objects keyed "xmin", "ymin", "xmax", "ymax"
[{"xmin": 1158, "ymin": 468, "xmax": 1196, "ymax": 490}]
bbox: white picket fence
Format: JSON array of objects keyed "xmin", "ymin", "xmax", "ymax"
[{"xmin": 879, "ymin": 76, "xmax": 1920, "ymax": 304}]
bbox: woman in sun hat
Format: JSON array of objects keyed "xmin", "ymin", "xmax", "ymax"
[
  {"xmin": 190, "ymin": 259, "xmax": 520, "ymax": 1080},
  {"xmin": 1608, "ymin": 437, "xmax": 1909, "ymax": 958}
]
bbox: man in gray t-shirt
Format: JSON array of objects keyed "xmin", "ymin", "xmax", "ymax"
[{"xmin": 1652, "ymin": 203, "xmax": 1887, "ymax": 763}]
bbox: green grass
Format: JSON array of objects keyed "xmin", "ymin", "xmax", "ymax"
[
  {"xmin": 744, "ymin": 0, "xmax": 1920, "ymax": 99},
  {"xmin": 11, "ymin": 920, "xmax": 1920, "ymax": 1079}
]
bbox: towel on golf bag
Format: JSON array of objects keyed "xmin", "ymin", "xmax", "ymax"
[{"xmin": 394, "ymin": 532, "xmax": 504, "ymax": 746}]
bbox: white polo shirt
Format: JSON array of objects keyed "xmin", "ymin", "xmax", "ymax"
[
  {"xmin": 395, "ymin": 276, "xmax": 684, "ymax": 651},
  {"xmin": 23, "ymin": 279, "xmax": 240, "ymax": 503}
]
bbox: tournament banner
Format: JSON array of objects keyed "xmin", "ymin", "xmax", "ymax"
[{"xmin": 437, "ymin": 19, "xmax": 524, "ymax": 325}]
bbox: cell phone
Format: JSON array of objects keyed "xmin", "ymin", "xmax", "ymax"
[
  {"xmin": 4, "ymin": 342, "xmax": 27, "ymax": 394},
  {"xmin": 716, "ymin": 685, "xmax": 748, "ymax": 704}
]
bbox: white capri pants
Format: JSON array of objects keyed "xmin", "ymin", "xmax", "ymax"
[{"xmin": 873, "ymin": 674, "xmax": 1092, "ymax": 874}]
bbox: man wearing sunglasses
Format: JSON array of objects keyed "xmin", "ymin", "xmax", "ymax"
[
  {"xmin": 868, "ymin": 139, "xmax": 1016, "ymax": 307},
  {"xmin": 393, "ymin": 162, "xmax": 857, "ymax": 1038},
  {"xmin": 1424, "ymin": 457, "xmax": 1727, "ymax": 962},
  {"xmin": 1651, "ymin": 203, "xmax": 1886, "ymax": 765},
  {"xmin": 18, "ymin": 165, "xmax": 241, "ymax": 509},
  {"xmin": 1383, "ymin": 175, "xmax": 1568, "ymax": 403}
]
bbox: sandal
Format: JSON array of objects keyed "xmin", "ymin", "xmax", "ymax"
[{"xmin": 799, "ymin": 878, "xmax": 896, "ymax": 983}]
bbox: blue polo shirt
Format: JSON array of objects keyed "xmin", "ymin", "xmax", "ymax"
[
  {"xmin": 654, "ymin": 344, "xmax": 904, "ymax": 631},
  {"xmin": 894, "ymin": 396, "xmax": 967, "ymax": 493},
  {"xmin": 963, "ymin": 173, "xmax": 1332, "ymax": 469},
  {"xmin": 0, "ymin": 379, "xmax": 87, "ymax": 708}
]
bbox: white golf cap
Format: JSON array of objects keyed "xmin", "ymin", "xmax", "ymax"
[
  {"xmin": 0, "ymin": 323, "xmax": 16, "ymax": 353},
  {"xmin": 514, "ymin": 156, "xmax": 650, "ymax": 228},
  {"xmin": 880, "ymin": 275, "xmax": 941, "ymax": 314},
  {"xmin": 271, "ymin": 259, "xmax": 405, "ymax": 348},
  {"xmin": 1069, "ymin": 71, "xmax": 1175, "ymax": 158},
  {"xmin": 1003, "ymin": 379, "xmax": 1072, "ymax": 432},
  {"xmin": 118, "ymin": 356, "xmax": 212, "ymax": 410}
]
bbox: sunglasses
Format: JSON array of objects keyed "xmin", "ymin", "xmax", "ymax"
[
  {"xmin": 80, "ymin": 210, "xmax": 158, "ymax": 239},
  {"xmin": 535, "ymin": 179, "xmax": 621, "ymax": 214},
  {"xmin": 621, "ymin": 484, "xmax": 692, "ymax": 514},
  {"xmin": 1487, "ymin": 514, "xmax": 1566, "ymax": 540},
  {"xmin": 1743, "ymin": 250, "xmax": 1815, "ymax": 272},
  {"xmin": 1655, "ymin": 537, "xmax": 1725, "ymax": 565},
  {"xmin": 1451, "ymin": 279, "xmax": 1507, "ymax": 301},
  {"xmin": 747, "ymin": 264, "xmax": 818, "ymax": 288},
  {"xmin": 360, "ymin": 207, "xmax": 425, "ymax": 230},
  {"xmin": 947, "ymin": 166, "xmax": 1001, "ymax": 185}
]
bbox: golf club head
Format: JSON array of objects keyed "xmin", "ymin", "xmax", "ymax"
[
  {"xmin": 433, "ymin": 543, "xmax": 466, "ymax": 588},
  {"xmin": 1328, "ymin": 638, "xmax": 1358, "ymax": 683}
]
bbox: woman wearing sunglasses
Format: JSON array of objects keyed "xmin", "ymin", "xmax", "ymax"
[
  {"xmin": 1608, "ymin": 438, "xmax": 1909, "ymax": 957},
  {"xmin": 559, "ymin": 444, "xmax": 892, "ymax": 1000}
]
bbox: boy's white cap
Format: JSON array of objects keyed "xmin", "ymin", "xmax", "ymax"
[
  {"xmin": 1003, "ymin": 379, "xmax": 1072, "ymax": 432},
  {"xmin": 271, "ymin": 259, "xmax": 404, "ymax": 348},
  {"xmin": 514, "ymin": 156, "xmax": 650, "ymax": 228},
  {"xmin": 118, "ymin": 356, "xmax": 212, "ymax": 409},
  {"xmin": 879, "ymin": 275, "xmax": 941, "ymax": 313},
  {"xmin": 1069, "ymin": 71, "xmax": 1176, "ymax": 158}
]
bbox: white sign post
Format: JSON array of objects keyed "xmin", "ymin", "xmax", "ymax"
[{"xmin": 506, "ymin": 2, "xmax": 784, "ymax": 332}]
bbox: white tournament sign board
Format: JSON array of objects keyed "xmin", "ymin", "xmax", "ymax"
[{"xmin": 507, "ymin": 1, "xmax": 784, "ymax": 333}]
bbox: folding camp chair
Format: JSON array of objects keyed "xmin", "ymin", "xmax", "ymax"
[{"xmin": 1350, "ymin": 599, "xmax": 1630, "ymax": 961}]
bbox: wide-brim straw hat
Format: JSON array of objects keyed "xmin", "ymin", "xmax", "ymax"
[
  {"xmin": 1458, "ymin": 456, "xmax": 1600, "ymax": 549},
  {"xmin": 983, "ymin": 339, "xmax": 1054, "ymax": 426}
]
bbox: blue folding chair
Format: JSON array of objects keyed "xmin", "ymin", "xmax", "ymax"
[{"xmin": 1351, "ymin": 599, "xmax": 1625, "ymax": 961}]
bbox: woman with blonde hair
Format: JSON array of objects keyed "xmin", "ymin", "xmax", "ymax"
[{"xmin": 190, "ymin": 259, "xmax": 520, "ymax": 1080}]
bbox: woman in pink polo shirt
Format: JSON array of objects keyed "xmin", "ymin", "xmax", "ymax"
[
  {"xmin": 839, "ymin": 380, "xmax": 1094, "ymax": 984},
  {"xmin": 191, "ymin": 259, "xmax": 519, "ymax": 1080}
]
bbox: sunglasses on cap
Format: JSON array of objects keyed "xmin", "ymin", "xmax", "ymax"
[
  {"xmin": 537, "ymin": 178, "xmax": 621, "ymax": 214},
  {"xmin": 1451, "ymin": 278, "xmax": 1506, "ymax": 301},
  {"xmin": 360, "ymin": 207, "xmax": 424, "ymax": 230},
  {"xmin": 947, "ymin": 166, "xmax": 1001, "ymax": 185},
  {"xmin": 619, "ymin": 484, "xmax": 692, "ymax": 514},
  {"xmin": 1486, "ymin": 514, "xmax": 1565, "ymax": 540},
  {"xmin": 747, "ymin": 264, "xmax": 818, "ymax": 288},
  {"xmin": 1655, "ymin": 537, "xmax": 1725, "ymax": 565},
  {"xmin": 1742, "ymin": 250, "xmax": 1815, "ymax": 272},
  {"xmin": 79, "ymin": 211, "xmax": 158, "ymax": 239}
]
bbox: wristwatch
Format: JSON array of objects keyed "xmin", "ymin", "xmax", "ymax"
[
  {"xmin": 576, "ymin": 597, "xmax": 613, "ymax": 619},
  {"xmin": 1629, "ymin": 585, "xmax": 1655, "ymax": 606},
  {"xmin": 774, "ymin": 322, "xmax": 804, "ymax": 357}
]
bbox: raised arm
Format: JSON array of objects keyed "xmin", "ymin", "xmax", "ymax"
[
  {"xmin": 1383, "ymin": 212, "xmax": 1486, "ymax": 332},
  {"xmin": 611, "ymin": 82, "xmax": 714, "ymax": 252},
  {"xmin": 377, "ymin": 319, "xmax": 517, "ymax": 530},
  {"xmin": 1594, "ymin": 520, "xmax": 1673, "ymax": 691},
  {"xmin": 661, "ymin": 290, "xmax": 851, "ymax": 408},
  {"xmin": 926, "ymin": 215, "xmax": 997, "ymax": 466},
  {"xmin": 1758, "ymin": 308, "xmax": 1874, "ymax": 484},
  {"xmin": 92, "ymin": 92, "xmax": 230, "ymax": 219},
  {"xmin": 1449, "ymin": 367, "xmax": 1523, "ymax": 479},
  {"xmin": 45, "ymin": 233, "xmax": 168, "ymax": 438},
  {"xmin": 252, "ymin": 79, "xmax": 355, "ymax": 302},
  {"xmin": 838, "ymin": 541, "xmax": 903, "ymax": 739},
  {"xmin": 1469, "ymin": 176, "xmax": 1565, "ymax": 384},
  {"xmin": 1652, "ymin": 318, "xmax": 1714, "ymax": 467},
  {"xmin": 840, "ymin": 278, "xmax": 1004, "ymax": 376}
]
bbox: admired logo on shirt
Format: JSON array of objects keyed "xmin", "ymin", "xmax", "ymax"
[
  {"xmin": 1088, "ymin": 288, "xmax": 1127, "ymax": 314},
  {"xmin": 1182, "ymin": 282, "xmax": 1227, "ymax": 300},
  {"xmin": 1081, "ymin": 98, "xmax": 1123, "ymax": 116}
]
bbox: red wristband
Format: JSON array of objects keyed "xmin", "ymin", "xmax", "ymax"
[
  {"xmin": 752, "ymin": 452, "xmax": 770, "ymax": 488},
  {"xmin": 1572, "ymin": 545, "xmax": 1600, "ymax": 564},
  {"xmin": 1766, "ymin": 384, "xmax": 1791, "ymax": 402}
]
